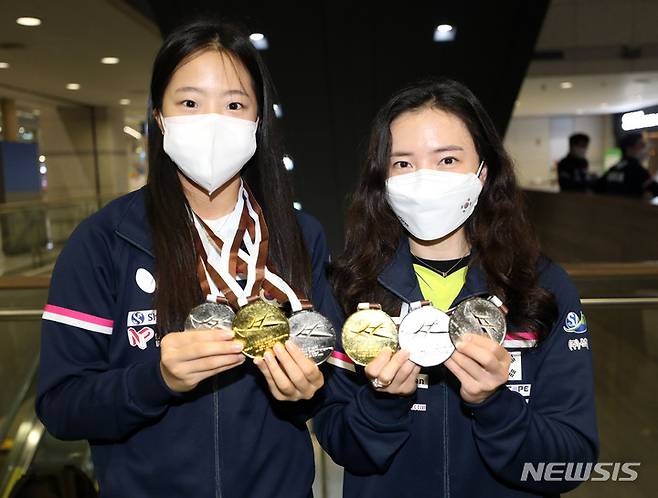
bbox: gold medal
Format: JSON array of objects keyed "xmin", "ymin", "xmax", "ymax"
[
  {"xmin": 232, "ymin": 300, "xmax": 290, "ymax": 358},
  {"xmin": 341, "ymin": 303, "xmax": 398, "ymax": 366}
]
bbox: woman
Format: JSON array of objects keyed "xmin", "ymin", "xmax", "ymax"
[
  {"xmin": 37, "ymin": 20, "xmax": 342, "ymax": 498},
  {"xmin": 315, "ymin": 78, "xmax": 598, "ymax": 497}
]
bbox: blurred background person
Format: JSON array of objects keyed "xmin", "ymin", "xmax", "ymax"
[
  {"xmin": 593, "ymin": 132, "xmax": 658, "ymax": 197},
  {"xmin": 557, "ymin": 132, "xmax": 590, "ymax": 192}
]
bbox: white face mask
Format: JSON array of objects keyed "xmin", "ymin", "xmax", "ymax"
[
  {"xmin": 385, "ymin": 162, "xmax": 484, "ymax": 241},
  {"xmin": 162, "ymin": 113, "xmax": 258, "ymax": 194}
]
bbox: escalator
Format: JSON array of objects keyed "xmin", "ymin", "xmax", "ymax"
[
  {"xmin": 0, "ymin": 281, "xmax": 96, "ymax": 498},
  {"xmin": 0, "ymin": 364, "xmax": 96, "ymax": 498}
]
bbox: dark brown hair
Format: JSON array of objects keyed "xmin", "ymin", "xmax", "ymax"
[
  {"xmin": 146, "ymin": 20, "xmax": 310, "ymax": 333},
  {"xmin": 330, "ymin": 78, "xmax": 557, "ymax": 338}
]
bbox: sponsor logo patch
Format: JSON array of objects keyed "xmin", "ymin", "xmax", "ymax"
[
  {"xmin": 416, "ymin": 373, "xmax": 429, "ymax": 389},
  {"xmin": 568, "ymin": 337, "xmax": 589, "ymax": 351},
  {"xmin": 411, "ymin": 403, "xmax": 427, "ymax": 412},
  {"xmin": 564, "ymin": 311, "xmax": 587, "ymax": 334},
  {"xmin": 127, "ymin": 309, "xmax": 157, "ymax": 327},
  {"xmin": 128, "ymin": 326, "xmax": 155, "ymax": 350},
  {"xmin": 507, "ymin": 383, "xmax": 532, "ymax": 397}
]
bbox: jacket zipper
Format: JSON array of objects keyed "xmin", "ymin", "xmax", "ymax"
[
  {"xmin": 213, "ymin": 377, "xmax": 223, "ymax": 498},
  {"xmin": 379, "ymin": 276, "xmax": 483, "ymax": 498},
  {"xmin": 443, "ymin": 379, "xmax": 450, "ymax": 497}
]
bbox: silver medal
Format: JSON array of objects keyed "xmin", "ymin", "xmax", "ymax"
[
  {"xmin": 288, "ymin": 310, "xmax": 336, "ymax": 364},
  {"xmin": 449, "ymin": 297, "xmax": 506, "ymax": 345},
  {"xmin": 185, "ymin": 302, "xmax": 236, "ymax": 330},
  {"xmin": 398, "ymin": 305, "xmax": 453, "ymax": 367}
]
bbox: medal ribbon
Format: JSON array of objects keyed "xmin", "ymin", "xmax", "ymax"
[{"xmin": 193, "ymin": 182, "xmax": 306, "ymax": 312}]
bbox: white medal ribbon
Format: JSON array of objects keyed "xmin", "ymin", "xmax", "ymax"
[
  {"xmin": 193, "ymin": 181, "xmax": 302, "ymax": 311},
  {"xmin": 242, "ymin": 190, "xmax": 303, "ymax": 312}
]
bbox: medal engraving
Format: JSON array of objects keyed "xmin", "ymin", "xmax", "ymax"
[
  {"xmin": 398, "ymin": 305, "xmax": 453, "ymax": 367},
  {"xmin": 289, "ymin": 310, "xmax": 336, "ymax": 364},
  {"xmin": 449, "ymin": 297, "xmax": 506, "ymax": 345},
  {"xmin": 342, "ymin": 308, "xmax": 398, "ymax": 366},
  {"xmin": 185, "ymin": 302, "xmax": 236, "ymax": 331},
  {"xmin": 233, "ymin": 300, "xmax": 290, "ymax": 358}
]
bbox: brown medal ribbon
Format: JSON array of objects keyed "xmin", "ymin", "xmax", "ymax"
[{"xmin": 192, "ymin": 183, "xmax": 313, "ymax": 312}]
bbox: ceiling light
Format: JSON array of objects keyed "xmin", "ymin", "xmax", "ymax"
[
  {"xmin": 123, "ymin": 125, "xmax": 142, "ymax": 140},
  {"xmin": 16, "ymin": 17, "xmax": 42, "ymax": 27},
  {"xmin": 621, "ymin": 110, "xmax": 658, "ymax": 131},
  {"xmin": 39, "ymin": 155, "xmax": 46, "ymax": 163},
  {"xmin": 560, "ymin": 81, "xmax": 573, "ymax": 89},
  {"xmin": 250, "ymin": 33, "xmax": 269, "ymax": 50},
  {"xmin": 39, "ymin": 165, "xmax": 47, "ymax": 174},
  {"xmin": 66, "ymin": 83, "xmax": 80, "ymax": 90},
  {"xmin": 434, "ymin": 24, "xmax": 456, "ymax": 42},
  {"xmin": 101, "ymin": 57, "xmax": 120, "ymax": 65},
  {"xmin": 0, "ymin": 62, "xmax": 9, "ymax": 69},
  {"xmin": 293, "ymin": 201, "xmax": 302, "ymax": 211},
  {"xmin": 119, "ymin": 99, "xmax": 131, "ymax": 105}
]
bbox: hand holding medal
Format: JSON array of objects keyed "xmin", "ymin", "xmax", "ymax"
[
  {"xmin": 444, "ymin": 297, "xmax": 511, "ymax": 404},
  {"xmin": 187, "ymin": 182, "xmax": 334, "ymax": 401},
  {"xmin": 341, "ymin": 295, "xmax": 509, "ymax": 397},
  {"xmin": 341, "ymin": 303, "xmax": 418, "ymax": 395}
]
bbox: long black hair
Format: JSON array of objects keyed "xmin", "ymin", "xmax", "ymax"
[
  {"xmin": 146, "ymin": 19, "xmax": 310, "ymax": 332},
  {"xmin": 331, "ymin": 78, "xmax": 557, "ymax": 339}
]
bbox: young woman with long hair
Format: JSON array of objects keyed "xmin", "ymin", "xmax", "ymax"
[
  {"xmin": 315, "ymin": 78, "xmax": 598, "ymax": 497},
  {"xmin": 37, "ymin": 20, "xmax": 342, "ymax": 498}
]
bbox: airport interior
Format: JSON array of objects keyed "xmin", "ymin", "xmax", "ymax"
[{"xmin": 0, "ymin": 0, "xmax": 657, "ymax": 497}]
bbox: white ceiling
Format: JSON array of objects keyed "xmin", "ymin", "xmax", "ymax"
[
  {"xmin": 514, "ymin": 71, "xmax": 658, "ymax": 117},
  {"xmin": 0, "ymin": 0, "xmax": 160, "ymax": 118}
]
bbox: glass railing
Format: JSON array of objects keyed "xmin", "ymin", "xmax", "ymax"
[
  {"xmin": 0, "ymin": 266, "xmax": 656, "ymax": 497},
  {"xmin": 0, "ymin": 194, "xmax": 119, "ymax": 276}
]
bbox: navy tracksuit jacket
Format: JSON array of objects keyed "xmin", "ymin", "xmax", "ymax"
[
  {"xmin": 314, "ymin": 237, "xmax": 599, "ymax": 498},
  {"xmin": 36, "ymin": 188, "xmax": 344, "ymax": 498}
]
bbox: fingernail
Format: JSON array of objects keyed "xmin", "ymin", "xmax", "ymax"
[
  {"xmin": 273, "ymin": 343, "xmax": 284, "ymax": 354},
  {"xmin": 264, "ymin": 351, "xmax": 273, "ymax": 361},
  {"xmin": 232, "ymin": 341, "xmax": 243, "ymax": 352},
  {"xmin": 285, "ymin": 340, "xmax": 292, "ymax": 348}
]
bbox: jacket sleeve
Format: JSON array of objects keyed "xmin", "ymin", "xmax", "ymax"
[
  {"xmin": 294, "ymin": 212, "xmax": 416, "ymax": 474},
  {"xmin": 313, "ymin": 347, "xmax": 416, "ymax": 475},
  {"xmin": 36, "ymin": 219, "xmax": 180, "ymax": 442},
  {"xmin": 464, "ymin": 264, "xmax": 599, "ymax": 494}
]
